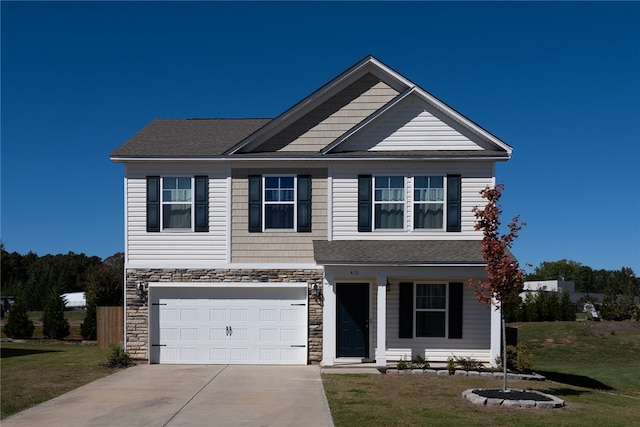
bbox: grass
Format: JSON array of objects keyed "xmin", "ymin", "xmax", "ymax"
[
  {"xmin": 0, "ymin": 341, "xmax": 116, "ymax": 419},
  {"xmin": 323, "ymin": 320, "xmax": 640, "ymax": 427}
]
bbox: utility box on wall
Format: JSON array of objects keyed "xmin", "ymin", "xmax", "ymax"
[{"xmin": 97, "ymin": 306, "xmax": 124, "ymax": 349}]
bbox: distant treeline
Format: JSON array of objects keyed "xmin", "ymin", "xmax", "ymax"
[
  {"xmin": 524, "ymin": 259, "xmax": 639, "ymax": 296},
  {"xmin": 1, "ymin": 243, "xmax": 124, "ymax": 311},
  {"xmin": 1, "ymin": 245, "xmax": 637, "ymax": 310}
]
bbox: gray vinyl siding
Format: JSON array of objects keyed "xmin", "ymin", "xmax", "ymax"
[
  {"xmin": 124, "ymin": 164, "xmax": 227, "ymax": 265},
  {"xmin": 254, "ymin": 73, "xmax": 398, "ymax": 153},
  {"xmin": 230, "ymin": 169, "xmax": 328, "ymax": 263},
  {"xmin": 331, "ymin": 162, "xmax": 493, "ymax": 239},
  {"xmin": 385, "ymin": 281, "xmax": 491, "ymax": 353},
  {"xmin": 334, "ymin": 94, "xmax": 497, "ymax": 152}
]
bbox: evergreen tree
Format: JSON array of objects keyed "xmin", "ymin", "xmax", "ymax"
[
  {"xmin": 2, "ymin": 298, "xmax": 34, "ymax": 339},
  {"xmin": 81, "ymin": 298, "xmax": 97, "ymax": 340},
  {"xmin": 42, "ymin": 286, "xmax": 70, "ymax": 339},
  {"xmin": 559, "ymin": 291, "xmax": 576, "ymax": 321}
]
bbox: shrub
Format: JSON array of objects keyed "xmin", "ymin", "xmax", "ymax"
[
  {"xmin": 2, "ymin": 298, "xmax": 34, "ymax": 339},
  {"xmin": 81, "ymin": 300, "xmax": 97, "ymax": 340},
  {"xmin": 106, "ymin": 344, "xmax": 133, "ymax": 367},
  {"xmin": 496, "ymin": 342, "xmax": 534, "ymax": 373},
  {"xmin": 452, "ymin": 355, "xmax": 484, "ymax": 370},
  {"xmin": 396, "ymin": 356, "xmax": 409, "ymax": 370},
  {"xmin": 411, "ymin": 354, "xmax": 429, "ymax": 369},
  {"xmin": 446, "ymin": 357, "xmax": 456, "ymax": 374},
  {"xmin": 42, "ymin": 287, "xmax": 70, "ymax": 339}
]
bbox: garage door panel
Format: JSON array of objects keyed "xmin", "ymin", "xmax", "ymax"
[
  {"xmin": 230, "ymin": 308, "xmax": 248, "ymax": 322},
  {"xmin": 209, "ymin": 308, "xmax": 226, "ymax": 321},
  {"xmin": 152, "ymin": 286, "xmax": 308, "ymax": 365}
]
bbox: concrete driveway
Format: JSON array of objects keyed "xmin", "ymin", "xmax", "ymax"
[{"xmin": 3, "ymin": 365, "xmax": 334, "ymax": 427}]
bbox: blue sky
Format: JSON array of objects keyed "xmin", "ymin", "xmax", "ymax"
[{"xmin": 2, "ymin": 1, "xmax": 639, "ymax": 273}]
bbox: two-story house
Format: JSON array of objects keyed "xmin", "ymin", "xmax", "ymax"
[{"xmin": 110, "ymin": 56, "xmax": 510, "ymax": 367}]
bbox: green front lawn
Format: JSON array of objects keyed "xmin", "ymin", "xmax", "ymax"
[
  {"xmin": 1, "ymin": 342, "xmax": 115, "ymax": 419},
  {"xmin": 323, "ymin": 320, "xmax": 640, "ymax": 427}
]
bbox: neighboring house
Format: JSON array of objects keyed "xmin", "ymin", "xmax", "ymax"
[
  {"xmin": 523, "ymin": 280, "xmax": 603, "ymax": 305},
  {"xmin": 110, "ymin": 56, "xmax": 512, "ymax": 367},
  {"xmin": 62, "ymin": 292, "xmax": 87, "ymax": 310}
]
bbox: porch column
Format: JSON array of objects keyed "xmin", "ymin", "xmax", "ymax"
[
  {"xmin": 376, "ymin": 275, "xmax": 387, "ymax": 367},
  {"xmin": 321, "ymin": 277, "xmax": 335, "ymax": 366}
]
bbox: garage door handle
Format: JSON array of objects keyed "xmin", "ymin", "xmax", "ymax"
[
  {"xmin": 152, "ymin": 344, "xmax": 166, "ymax": 347},
  {"xmin": 226, "ymin": 326, "xmax": 233, "ymax": 336},
  {"xmin": 291, "ymin": 303, "xmax": 306, "ymax": 306},
  {"xmin": 291, "ymin": 345, "xmax": 306, "ymax": 348}
]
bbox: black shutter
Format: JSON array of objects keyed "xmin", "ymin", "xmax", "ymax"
[
  {"xmin": 399, "ymin": 282, "xmax": 414, "ymax": 338},
  {"xmin": 297, "ymin": 175, "xmax": 312, "ymax": 232},
  {"xmin": 448, "ymin": 282, "xmax": 463, "ymax": 339},
  {"xmin": 146, "ymin": 176, "xmax": 160, "ymax": 232},
  {"xmin": 194, "ymin": 176, "xmax": 208, "ymax": 232},
  {"xmin": 248, "ymin": 175, "xmax": 262, "ymax": 232},
  {"xmin": 447, "ymin": 175, "xmax": 461, "ymax": 232},
  {"xmin": 358, "ymin": 175, "xmax": 372, "ymax": 232}
]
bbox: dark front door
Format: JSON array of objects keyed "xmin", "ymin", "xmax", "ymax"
[{"xmin": 336, "ymin": 283, "xmax": 369, "ymax": 358}]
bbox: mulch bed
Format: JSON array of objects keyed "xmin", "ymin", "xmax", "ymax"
[{"xmin": 473, "ymin": 389, "xmax": 552, "ymax": 401}]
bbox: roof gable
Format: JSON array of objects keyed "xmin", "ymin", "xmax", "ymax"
[
  {"xmin": 225, "ymin": 55, "xmax": 413, "ymax": 155},
  {"xmin": 326, "ymin": 91, "xmax": 504, "ymax": 153},
  {"xmin": 228, "ymin": 55, "xmax": 511, "ymax": 158},
  {"xmin": 244, "ymin": 73, "xmax": 399, "ymax": 153}
]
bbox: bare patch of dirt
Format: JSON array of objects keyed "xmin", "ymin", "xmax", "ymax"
[{"xmin": 583, "ymin": 320, "xmax": 640, "ymax": 336}]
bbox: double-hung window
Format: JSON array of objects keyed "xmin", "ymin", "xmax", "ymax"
[
  {"xmin": 414, "ymin": 176, "xmax": 444, "ymax": 229},
  {"xmin": 374, "ymin": 176, "xmax": 404, "ymax": 229},
  {"xmin": 415, "ymin": 283, "xmax": 447, "ymax": 337},
  {"xmin": 146, "ymin": 176, "xmax": 208, "ymax": 232},
  {"xmin": 264, "ymin": 176, "xmax": 295, "ymax": 229},
  {"xmin": 398, "ymin": 282, "xmax": 463, "ymax": 339},
  {"xmin": 358, "ymin": 174, "xmax": 460, "ymax": 233},
  {"xmin": 248, "ymin": 174, "xmax": 312, "ymax": 233},
  {"xmin": 162, "ymin": 177, "xmax": 192, "ymax": 229}
]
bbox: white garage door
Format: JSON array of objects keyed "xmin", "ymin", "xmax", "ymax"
[{"xmin": 149, "ymin": 285, "xmax": 308, "ymax": 365}]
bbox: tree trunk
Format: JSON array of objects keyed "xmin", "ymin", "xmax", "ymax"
[{"xmin": 502, "ymin": 312, "xmax": 508, "ymax": 392}]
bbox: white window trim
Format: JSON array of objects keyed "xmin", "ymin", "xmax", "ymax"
[
  {"xmin": 160, "ymin": 175, "xmax": 195, "ymax": 232},
  {"xmin": 411, "ymin": 175, "xmax": 447, "ymax": 232},
  {"xmin": 262, "ymin": 174, "xmax": 297, "ymax": 232},
  {"xmin": 369, "ymin": 175, "xmax": 449, "ymax": 232},
  {"xmin": 372, "ymin": 175, "xmax": 406, "ymax": 231},
  {"xmin": 414, "ymin": 282, "xmax": 450, "ymax": 339}
]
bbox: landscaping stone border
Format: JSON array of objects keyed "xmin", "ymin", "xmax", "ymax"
[
  {"xmin": 384, "ymin": 368, "xmax": 546, "ymax": 382},
  {"xmin": 462, "ymin": 388, "xmax": 565, "ymax": 409}
]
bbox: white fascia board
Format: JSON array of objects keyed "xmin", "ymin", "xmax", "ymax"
[{"xmin": 112, "ymin": 155, "xmax": 508, "ymax": 163}]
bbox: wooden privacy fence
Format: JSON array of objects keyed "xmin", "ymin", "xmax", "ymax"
[{"xmin": 97, "ymin": 306, "xmax": 124, "ymax": 349}]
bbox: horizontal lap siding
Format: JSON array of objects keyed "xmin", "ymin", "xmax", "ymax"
[
  {"xmin": 332, "ymin": 162, "xmax": 493, "ymax": 239},
  {"xmin": 336, "ymin": 95, "xmax": 495, "ymax": 152},
  {"xmin": 257, "ymin": 74, "xmax": 398, "ymax": 153},
  {"xmin": 125, "ymin": 164, "xmax": 227, "ymax": 264},
  {"xmin": 231, "ymin": 171, "xmax": 328, "ymax": 263},
  {"xmin": 386, "ymin": 282, "xmax": 491, "ymax": 354}
]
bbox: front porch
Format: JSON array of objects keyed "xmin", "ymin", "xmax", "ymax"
[{"xmin": 316, "ymin": 264, "xmax": 501, "ymax": 368}]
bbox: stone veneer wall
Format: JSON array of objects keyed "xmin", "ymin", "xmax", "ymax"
[{"xmin": 125, "ymin": 268, "xmax": 324, "ymax": 364}]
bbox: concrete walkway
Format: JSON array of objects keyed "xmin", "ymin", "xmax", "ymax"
[{"xmin": 3, "ymin": 365, "xmax": 334, "ymax": 427}]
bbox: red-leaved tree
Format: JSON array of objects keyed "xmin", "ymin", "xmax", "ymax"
[{"xmin": 470, "ymin": 184, "xmax": 525, "ymax": 391}]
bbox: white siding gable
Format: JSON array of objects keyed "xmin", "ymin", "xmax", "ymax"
[{"xmin": 333, "ymin": 94, "xmax": 496, "ymax": 152}]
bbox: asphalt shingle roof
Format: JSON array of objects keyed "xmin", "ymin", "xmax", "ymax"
[
  {"xmin": 313, "ymin": 240, "xmax": 487, "ymax": 265},
  {"xmin": 110, "ymin": 118, "xmax": 271, "ymax": 158}
]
